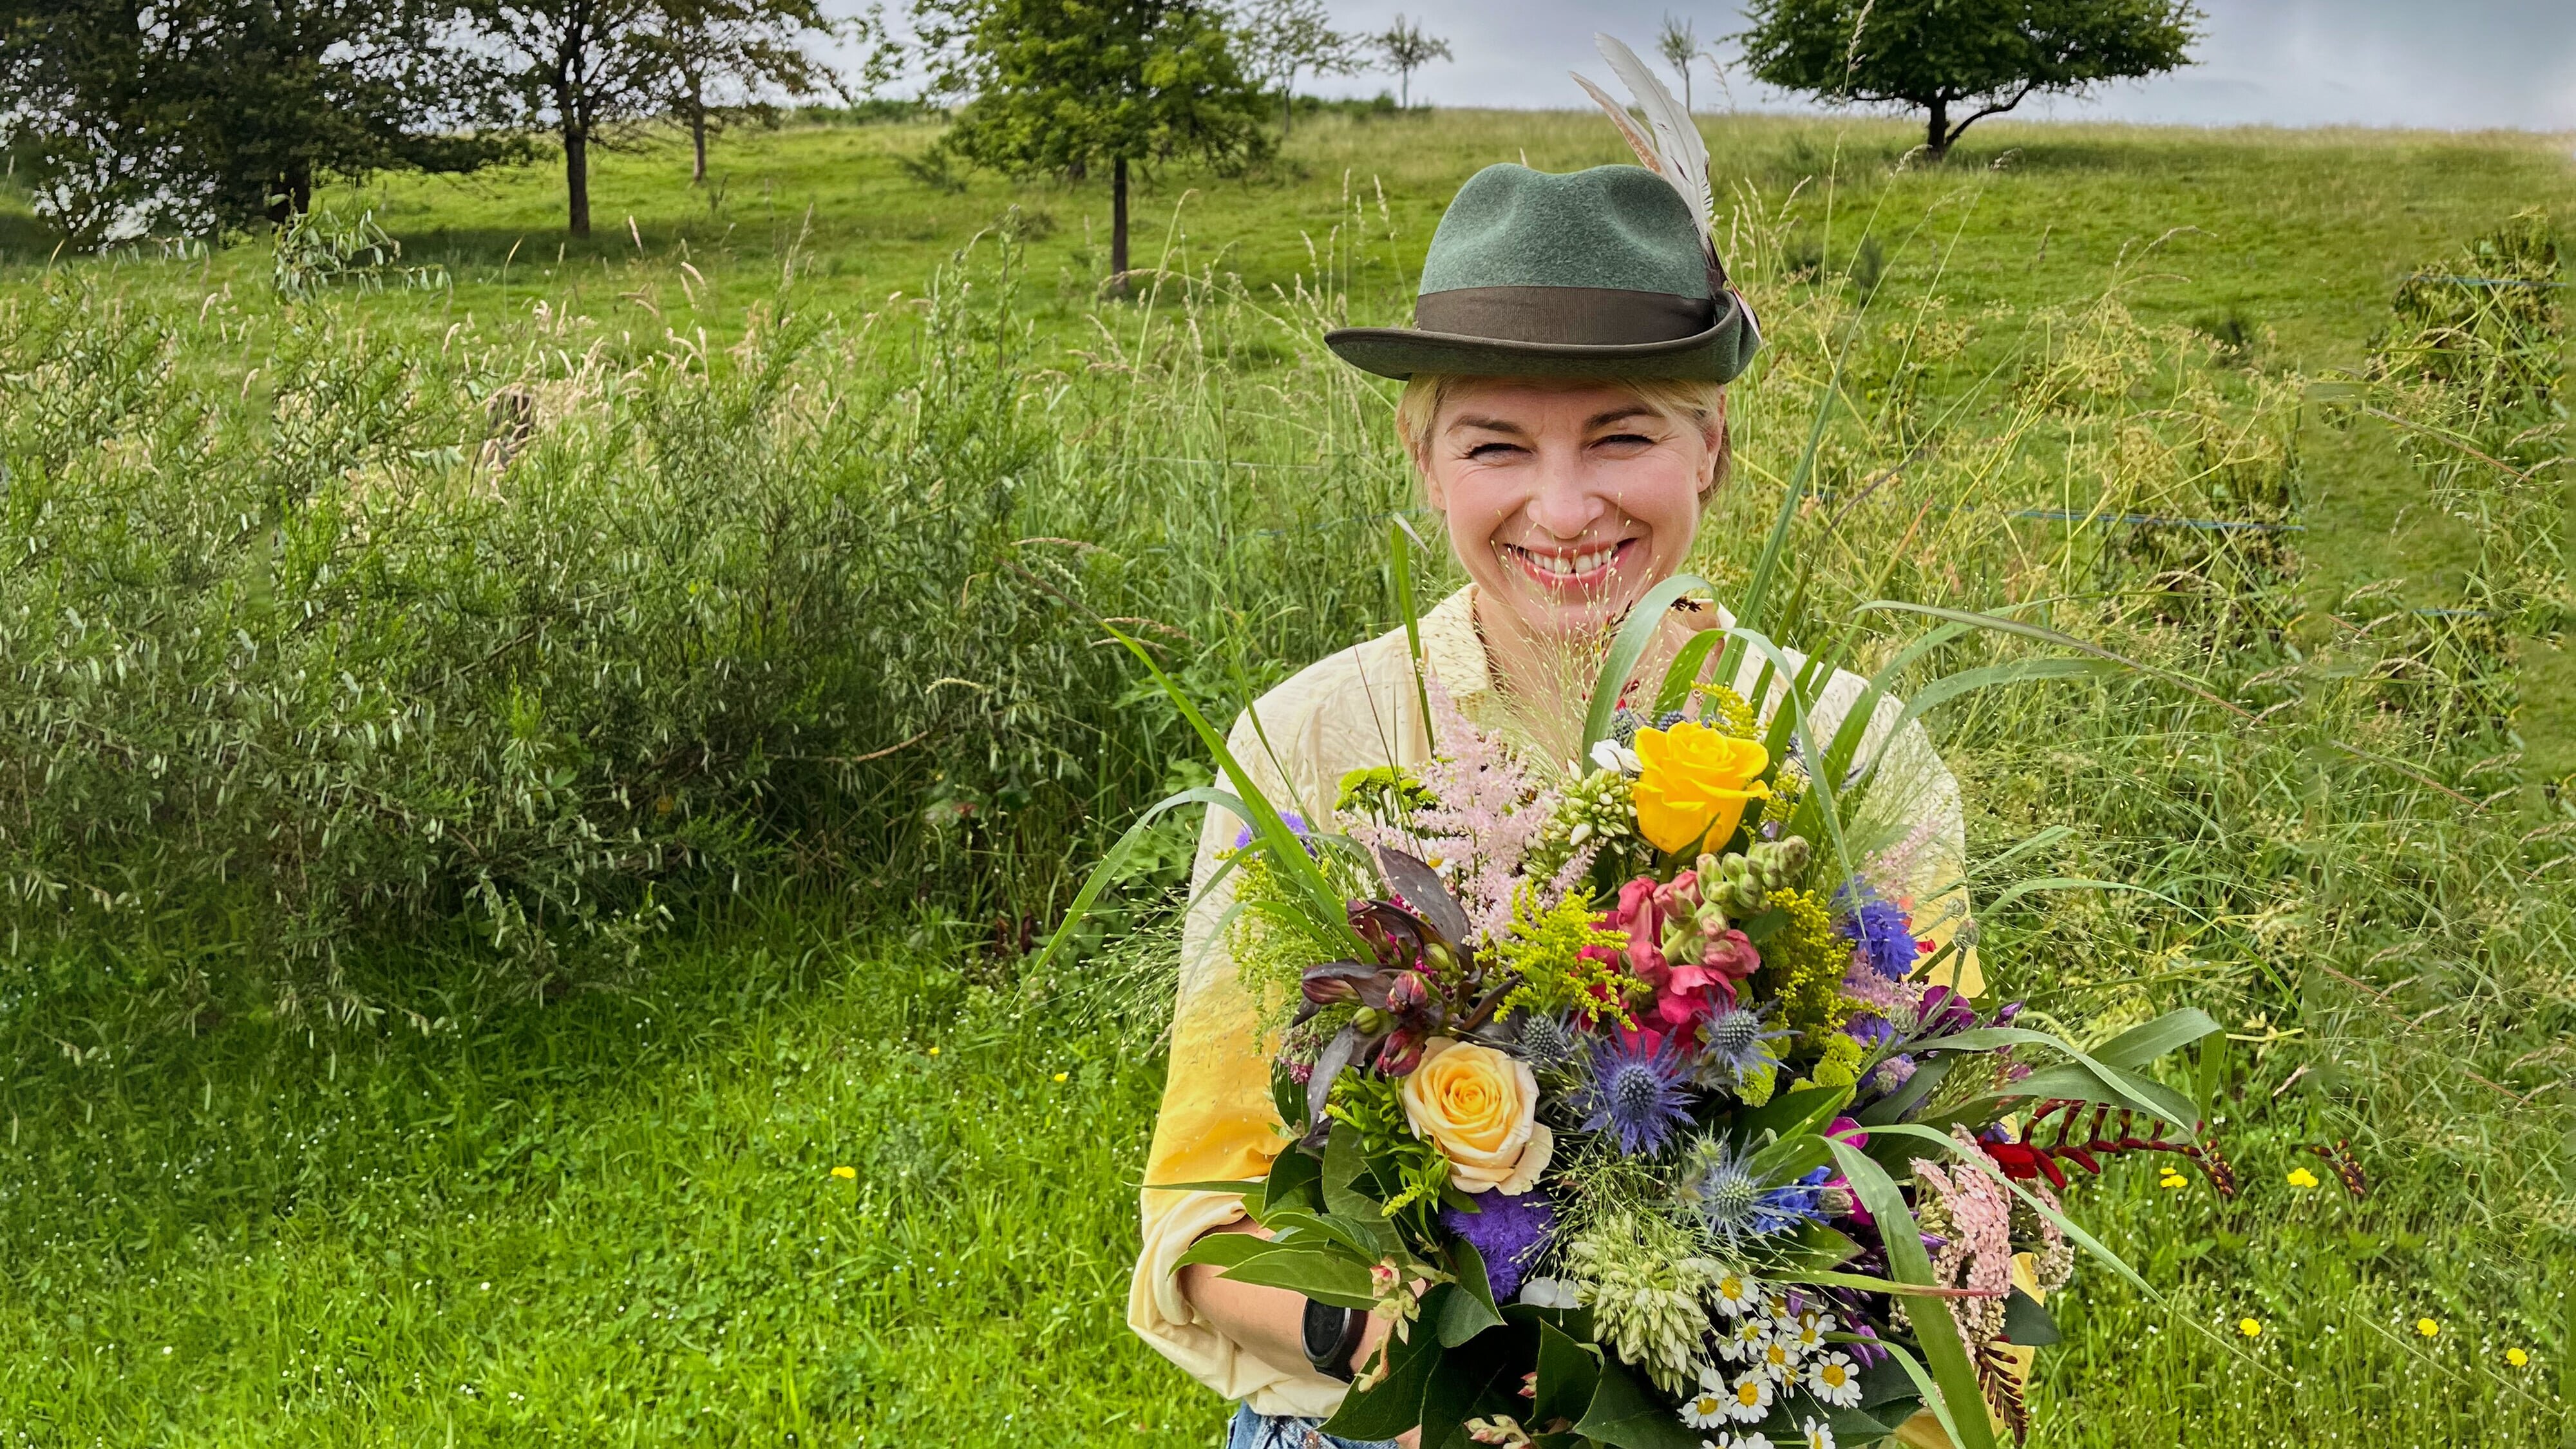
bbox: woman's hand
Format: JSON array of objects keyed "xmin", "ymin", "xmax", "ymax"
[{"xmin": 1179, "ymin": 1218, "xmax": 1422, "ymax": 1448}]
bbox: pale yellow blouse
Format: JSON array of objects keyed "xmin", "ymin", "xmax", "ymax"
[{"xmin": 1127, "ymin": 585, "xmax": 1990, "ymax": 1424}]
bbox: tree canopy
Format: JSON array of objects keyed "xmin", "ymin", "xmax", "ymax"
[
  {"xmin": 1738, "ymin": 0, "xmax": 2199, "ymax": 158},
  {"xmin": 919, "ymin": 0, "xmax": 1271, "ymax": 291},
  {"xmin": 0, "ymin": 0, "xmax": 511, "ymax": 242}
]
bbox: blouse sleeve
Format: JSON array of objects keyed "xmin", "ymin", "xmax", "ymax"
[{"xmin": 1124, "ymin": 705, "xmax": 1356, "ymax": 1419}]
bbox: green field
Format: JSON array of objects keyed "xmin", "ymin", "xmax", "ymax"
[{"xmin": 0, "ymin": 111, "xmax": 2568, "ymax": 1446}]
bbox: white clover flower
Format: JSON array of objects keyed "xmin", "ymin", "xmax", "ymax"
[
  {"xmin": 1725, "ymin": 1368, "xmax": 1775, "ymax": 1423},
  {"xmin": 1806, "ymin": 1352, "xmax": 1862, "ymax": 1408},
  {"xmin": 1710, "ymin": 1270, "xmax": 1765, "ymax": 1318}
]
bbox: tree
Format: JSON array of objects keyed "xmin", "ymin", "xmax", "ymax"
[
  {"xmin": 1655, "ymin": 12, "xmax": 1700, "ymax": 112},
  {"xmin": 1738, "ymin": 0, "xmax": 2198, "ymax": 160},
  {"xmin": 1233, "ymin": 0, "xmax": 1360, "ymax": 136},
  {"xmin": 649, "ymin": 0, "xmax": 846, "ymax": 184},
  {"xmin": 1371, "ymin": 14, "xmax": 1449, "ymax": 111},
  {"xmin": 0, "ymin": 0, "xmax": 511, "ymax": 243},
  {"xmin": 469, "ymin": 0, "xmax": 665, "ymax": 236},
  {"xmin": 918, "ymin": 0, "xmax": 1271, "ymax": 295}
]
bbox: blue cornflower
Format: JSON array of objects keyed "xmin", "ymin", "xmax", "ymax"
[
  {"xmin": 1837, "ymin": 892, "xmax": 1918, "ymax": 981},
  {"xmin": 1575, "ymin": 1032, "xmax": 1696, "ymax": 1157},
  {"xmin": 1232, "ymin": 812, "xmax": 1311, "ymax": 853},
  {"xmin": 1681, "ymin": 1138, "xmax": 1834, "ymax": 1247}
]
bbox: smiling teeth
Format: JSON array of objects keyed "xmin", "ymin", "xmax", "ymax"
[{"xmin": 1528, "ymin": 545, "xmax": 1615, "ymax": 576}]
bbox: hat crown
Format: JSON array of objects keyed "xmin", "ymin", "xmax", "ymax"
[{"xmin": 1418, "ymin": 164, "xmax": 1709, "ymax": 300}]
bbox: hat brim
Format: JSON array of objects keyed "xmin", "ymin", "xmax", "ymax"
[{"xmin": 1323, "ymin": 290, "xmax": 1759, "ymax": 384}]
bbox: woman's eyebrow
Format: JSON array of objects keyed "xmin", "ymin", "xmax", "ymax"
[
  {"xmin": 1584, "ymin": 406, "xmax": 1658, "ymax": 430},
  {"xmin": 1446, "ymin": 413, "xmax": 1531, "ymax": 437}
]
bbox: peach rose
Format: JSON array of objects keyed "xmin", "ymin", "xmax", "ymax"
[
  {"xmin": 1632, "ymin": 721, "xmax": 1770, "ymax": 855},
  {"xmin": 1399, "ymin": 1037, "xmax": 1553, "ymax": 1195}
]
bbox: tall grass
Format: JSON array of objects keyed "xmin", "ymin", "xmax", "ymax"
[{"xmin": 0, "ymin": 163, "xmax": 2563, "ymax": 1442}]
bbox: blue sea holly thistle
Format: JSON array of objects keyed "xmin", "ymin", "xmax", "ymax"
[
  {"xmin": 1676, "ymin": 1135, "xmax": 1833, "ymax": 1248},
  {"xmin": 1575, "ymin": 1032, "xmax": 1695, "ymax": 1155}
]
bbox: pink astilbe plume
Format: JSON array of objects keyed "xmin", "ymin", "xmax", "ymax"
[
  {"xmin": 1348, "ymin": 676, "xmax": 1559, "ymax": 945},
  {"xmin": 1862, "ymin": 819, "xmax": 1944, "ymax": 909},
  {"xmin": 1904, "ymin": 1126, "xmax": 2016, "ymax": 1349}
]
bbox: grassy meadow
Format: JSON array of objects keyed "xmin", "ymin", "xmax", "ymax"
[{"xmin": 0, "ymin": 109, "xmax": 2568, "ymax": 1446}]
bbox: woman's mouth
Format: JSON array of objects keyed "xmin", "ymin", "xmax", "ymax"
[{"xmin": 1505, "ymin": 538, "xmax": 1636, "ymax": 591}]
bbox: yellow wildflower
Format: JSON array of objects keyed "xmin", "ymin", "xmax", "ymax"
[
  {"xmin": 829, "ymin": 1166, "xmax": 856, "ymax": 1180},
  {"xmin": 1053, "ymin": 1072, "xmax": 1069, "ymax": 1083},
  {"xmin": 2286, "ymin": 1166, "xmax": 2319, "ymax": 1189},
  {"xmin": 2237, "ymin": 1318, "xmax": 2262, "ymax": 1338},
  {"xmin": 2506, "ymin": 1347, "xmax": 2530, "ymax": 1368},
  {"xmin": 2415, "ymin": 1318, "xmax": 2439, "ymax": 1338}
]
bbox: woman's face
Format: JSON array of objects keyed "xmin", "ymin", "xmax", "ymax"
[{"xmin": 1419, "ymin": 378, "xmax": 1721, "ymax": 641}]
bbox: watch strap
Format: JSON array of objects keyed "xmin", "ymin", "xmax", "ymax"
[{"xmin": 1300, "ymin": 1296, "xmax": 1363, "ymax": 1382}]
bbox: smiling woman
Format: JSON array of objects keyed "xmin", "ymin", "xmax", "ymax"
[{"xmin": 1128, "ymin": 64, "xmax": 1998, "ymax": 1449}]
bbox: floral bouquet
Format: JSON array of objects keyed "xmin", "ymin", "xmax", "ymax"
[{"xmin": 1058, "ymin": 574, "xmax": 2222, "ymax": 1449}]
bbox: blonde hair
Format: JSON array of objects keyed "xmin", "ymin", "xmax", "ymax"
[{"xmin": 1394, "ymin": 373, "xmax": 1732, "ymax": 493}]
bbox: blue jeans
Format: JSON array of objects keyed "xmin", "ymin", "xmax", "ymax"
[{"xmin": 1225, "ymin": 1403, "xmax": 1400, "ymax": 1449}]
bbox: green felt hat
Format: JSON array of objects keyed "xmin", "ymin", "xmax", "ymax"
[{"xmin": 1325, "ymin": 163, "xmax": 1760, "ymax": 383}]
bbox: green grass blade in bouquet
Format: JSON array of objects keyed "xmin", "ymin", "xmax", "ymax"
[
  {"xmin": 1826, "ymin": 1141, "xmax": 2000, "ymax": 1449},
  {"xmin": 1582, "ymin": 573, "xmax": 1712, "ymax": 753},
  {"xmin": 1027, "ymin": 782, "xmax": 1261, "ymax": 976}
]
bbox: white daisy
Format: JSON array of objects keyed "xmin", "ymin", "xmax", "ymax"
[
  {"xmin": 1725, "ymin": 1368, "xmax": 1776, "ymax": 1423},
  {"xmin": 1707, "ymin": 1433, "xmax": 1775, "ymax": 1449},
  {"xmin": 1679, "ymin": 1385, "xmax": 1733, "ymax": 1430},
  {"xmin": 1799, "ymin": 1417, "xmax": 1837, "ymax": 1449},
  {"xmin": 1806, "ymin": 1352, "xmax": 1863, "ymax": 1408},
  {"xmin": 1716, "ymin": 1315, "xmax": 1772, "ymax": 1362},
  {"xmin": 1755, "ymin": 1332, "xmax": 1803, "ymax": 1383},
  {"xmin": 1788, "ymin": 1307, "xmax": 1837, "ymax": 1352},
  {"xmin": 1711, "ymin": 1270, "xmax": 1765, "ymax": 1318}
]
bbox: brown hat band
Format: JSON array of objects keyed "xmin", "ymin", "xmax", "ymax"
[{"xmin": 1411, "ymin": 285, "xmax": 1716, "ymax": 347}]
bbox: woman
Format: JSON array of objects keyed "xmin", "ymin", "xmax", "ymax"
[{"xmin": 1126, "ymin": 162, "xmax": 1993, "ymax": 1449}]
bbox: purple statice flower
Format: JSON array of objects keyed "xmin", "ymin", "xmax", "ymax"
[
  {"xmin": 1232, "ymin": 813, "xmax": 1311, "ymax": 853},
  {"xmin": 1439, "ymin": 1188, "xmax": 1557, "ymax": 1300},
  {"xmin": 1575, "ymin": 1032, "xmax": 1695, "ymax": 1157},
  {"xmin": 1837, "ymin": 893, "xmax": 1920, "ymax": 981}
]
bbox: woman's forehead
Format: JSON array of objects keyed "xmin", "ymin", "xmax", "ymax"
[{"xmin": 1437, "ymin": 377, "xmax": 1659, "ymax": 428}]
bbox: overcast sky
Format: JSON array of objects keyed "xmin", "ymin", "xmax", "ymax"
[{"xmin": 1278, "ymin": 0, "xmax": 2576, "ymax": 130}]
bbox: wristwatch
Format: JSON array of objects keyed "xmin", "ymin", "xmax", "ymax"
[{"xmin": 1301, "ymin": 1297, "xmax": 1365, "ymax": 1383}]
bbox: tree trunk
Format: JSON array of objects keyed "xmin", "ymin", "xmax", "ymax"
[
  {"xmin": 1280, "ymin": 72, "xmax": 1293, "ymax": 137},
  {"xmin": 1109, "ymin": 155, "xmax": 1130, "ymax": 296},
  {"xmin": 1925, "ymin": 96, "xmax": 1949, "ymax": 160},
  {"xmin": 264, "ymin": 160, "xmax": 312, "ymax": 225},
  {"xmin": 690, "ymin": 88, "xmax": 709, "ymax": 184},
  {"xmin": 1399, "ymin": 69, "xmax": 1410, "ymax": 109},
  {"xmin": 565, "ymin": 120, "xmax": 592, "ymax": 238}
]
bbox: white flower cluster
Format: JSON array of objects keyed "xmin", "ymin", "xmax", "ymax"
[{"xmin": 1674, "ymin": 1275, "xmax": 1864, "ymax": 1448}]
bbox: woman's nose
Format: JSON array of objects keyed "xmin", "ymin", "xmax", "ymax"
[{"xmin": 1524, "ymin": 462, "xmax": 1607, "ymax": 539}]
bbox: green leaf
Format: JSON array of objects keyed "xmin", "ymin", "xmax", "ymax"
[
  {"xmin": 1734, "ymin": 1083, "xmax": 1852, "ymax": 1144},
  {"xmin": 1419, "ymin": 1329, "xmax": 1525, "ymax": 1449},
  {"xmin": 1582, "ymin": 573, "xmax": 1712, "ymax": 753},
  {"xmin": 1826, "ymin": 1141, "xmax": 1998, "ymax": 1449},
  {"xmin": 1901, "ymin": 1023, "xmax": 2199, "ymax": 1126},
  {"xmin": 1437, "ymin": 1239, "xmax": 1504, "ymax": 1347},
  {"xmin": 1571, "ymin": 1356, "xmax": 1701, "ymax": 1449},
  {"xmin": 1745, "ymin": 1129, "xmax": 1833, "ymax": 1184},
  {"xmin": 1141, "ymin": 1177, "xmax": 1266, "ymax": 1196},
  {"xmin": 1322, "ymin": 1121, "xmax": 1387, "ymax": 1222},
  {"xmin": 1651, "ymin": 628, "xmax": 1726, "ymax": 717},
  {"xmin": 1390, "ymin": 519, "xmax": 1436, "ymax": 744},
  {"xmin": 1319, "ymin": 1287, "xmax": 1450, "ymax": 1441},
  {"xmin": 2090, "ymin": 1007, "xmax": 2222, "ymax": 1072},
  {"xmin": 1531, "ymin": 1318, "xmax": 1602, "ymax": 1430},
  {"xmin": 1028, "ymin": 783, "xmax": 1255, "ymax": 977},
  {"xmin": 2003, "ymin": 1287, "xmax": 2061, "ymax": 1347},
  {"xmin": 1855, "ymin": 1052, "xmax": 1955, "ymax": 1126},
  {"xmin": 1769, "ymin": 1220, "xmax": 1861, "ymax": 1273},
  {"xmin": 1208, "ymin": 1244, "xmax": 1377, "ymax": 1308},
  {"xmin": 1260, "ymin": 1146, "xmax": 1324, "ymax": 1217}
]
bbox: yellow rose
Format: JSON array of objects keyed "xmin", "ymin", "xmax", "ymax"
[
  {"xmin": 1632, "ymin": 721, "xmax": 1771, "ymax": 855},
  {"xmin": 1398, "ymin": 1038, "xmax": 1553, "ymax": 1195}
]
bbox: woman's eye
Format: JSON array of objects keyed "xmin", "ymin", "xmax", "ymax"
[
  {"xmin": 1465, "ymin": 442, "xmax": 1522, "ymax": 460},
  {"xmin": 1594, "ymin": 432, "xmax": 1656, "ymax": 450}
]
